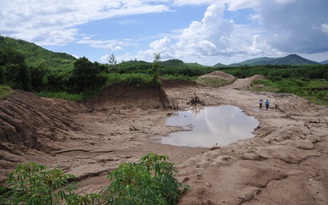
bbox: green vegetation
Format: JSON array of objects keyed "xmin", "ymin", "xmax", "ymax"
[
  {"xmin": 101, "ymin": 153, "xmax": 189, "ymax": 205},
  {"xmin": 0, "ymin": 36, "xmax": 327, "ymax": 106},
  {"xmin": 250, "ymin": 78, "xmax": 328, "ymax": 106},
  {"xmin": 0, "ymin": 162, "xmax": 99, "ymax": 205},
  {"xmin": 106, "ymin": 73, "xmax": 158, "ymax": 87},
  {"xmin": 37, "ymin": 91, "xmax": 88, "ymax": 101},
  {"xmin": 217, "ymin": 64, "xmax": 328, "ymax": 106},
  {"xmin": 230, "ymin": 54, "xmax": 319, "ymax": 66},
  {"xmin": 0, "ymin": 36, "xmax": 75, "ymax": 70},
  {"xmin": 0, "ymin": 153, "xmax": 187, "ymax": 205},
  {"xmin": 0, "ymin": 85, "xmax": 13, "ymax": 98}
]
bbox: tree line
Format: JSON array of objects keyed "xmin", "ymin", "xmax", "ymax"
[{"xmin": 1, "ymin": 46, "xmax": 327, "ymax": 99}]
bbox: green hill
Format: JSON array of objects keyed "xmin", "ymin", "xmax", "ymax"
[
  {"xmin": 213, "ymin": 62, "xmax": 227, "ymax": 67},
  {"xmin": 160, "ymin": 59, "xmax": 188, "ymax": 68},
  {"xmin": 0, "ymin": 36, "xmax": 76, "ymax": 69},
  {"xmin": 275, "ymin": 54, "xmax": 319, "ymax": 65},
  {"xmin": 229, "ymin": 54, "xmax": 319, "ymax": 66},
  {"xmin": 229, "ymin": 57, "xmax": 275, "ymax": 66},
  {"xmin": 320, "ymin": 60, "xmax": 328, "ymax": 64}
]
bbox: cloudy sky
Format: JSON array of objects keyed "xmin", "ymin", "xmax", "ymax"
[{"xmin": 1, "ymin": 0, "xmax": 328, "ymax": 65}]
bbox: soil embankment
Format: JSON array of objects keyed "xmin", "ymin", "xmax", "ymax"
[
  {"xmin": 0, "ymin": 90, "xmax": 83, "ymax": 182},
  {"xmin": 0, "ymin": 78, "xmax": 327, "ymax": 205}
]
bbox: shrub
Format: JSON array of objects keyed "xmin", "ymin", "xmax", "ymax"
[
  {"xmin": 100, "ymin": 153, "xmax": 189, "ymax": 205},
  {"xmin": 0, "ymin": 162, "xmax": 80, "ymax": 204},
  {"xmin": 0, "ymin": 153, "xmax": 188, "ymax": 205},
  {"xmin": 0, "ymin": 85, "xmax": 13, "ymax": 98}
]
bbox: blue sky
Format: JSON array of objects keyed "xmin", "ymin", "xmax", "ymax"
[{"xmin": 1, "ymin": 0, "xmax": 328, "ymax": 65}]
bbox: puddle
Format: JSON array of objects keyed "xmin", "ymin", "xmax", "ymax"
[{"xmin": 161, "ymin": 105, "xmax": 259, "ymax": 148}]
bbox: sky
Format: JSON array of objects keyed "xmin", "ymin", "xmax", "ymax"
[{"xmin": 1, "ymin": 0, "xmax": 328, "ymax": 66}]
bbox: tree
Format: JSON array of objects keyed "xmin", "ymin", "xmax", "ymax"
[
  {"xmin": 70, "ymin": 57, "xmax": 106, "ymax": 93},
  {"xmin": 108, "ymin": 54, "xmax": 117, "ymax": 65},
  {"xmin": 151, "ymin": 53, "xmax": 161, "ymax": 85},
  {"xmin": 30, "ymin": 64, "xmax": 49, "ymax": 92},
  {"xmin": 0, "ymin": 47, "xmax": 32, "ymax": 91},
  {"xmin": 154, "ymin": 53, "xmax": 161, "ymax": 63}
]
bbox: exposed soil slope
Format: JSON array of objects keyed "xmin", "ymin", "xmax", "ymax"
[
  {"xmin": 0, "ymin": 90, "xmax": 83, "ymax": 182},
  {"xmin": 0, "ymin": 78, "xmax": 327, "ymax": 205}
]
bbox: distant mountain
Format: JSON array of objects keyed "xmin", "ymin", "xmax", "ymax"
[
  {"xmin": 229, "ymin": 54, "xmax": 320, "ymax": 66},
  {"xmin": 213, "ymin": 63, "xmax": 227, "ymax": 67},
  {"xmin": 321, "ymin": 60, "xmax": 328, "ymax": 64},
  {"xmin": 161, "ymin": 59, "xmax": 188, "ymax": 68},
  {"xmin": 0, "ymin": 36, "xmax": 76, "ymax": 69},
  {"xmin": 229, "ymin": 57, "xmax": 275, "ymax": 66}
]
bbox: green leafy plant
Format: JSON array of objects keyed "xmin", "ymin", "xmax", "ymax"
[
  {"xmin": 1, "ymin": 154, "xmax": 188, "ymax": 205},
  {"xmin": 101, "ymin": 153, "xmax": 189, "ymax": 205},
  {"xmin": 0, "ymin": 162, "xmax": 100, "ymax": 205}
]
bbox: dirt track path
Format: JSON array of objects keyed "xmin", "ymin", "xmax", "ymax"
[{"xmin": 1, "ymin": 77, "xmax": 327, "ymax": 204}]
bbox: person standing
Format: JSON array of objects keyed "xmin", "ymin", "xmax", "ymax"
[
  {"xmin": 265, "ymin": 99, "xmax": 269, "ymax": 110},
  {"xmin": 259, "ymin": 99, "xmax": 263, "ymax": 109}
]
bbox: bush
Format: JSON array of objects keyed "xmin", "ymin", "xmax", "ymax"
[
  {"xmin": 0, "ymin": 153, "xmax": 188, "ymax": 205},
  {"xmin": 70, "ymin": 57, "xmax": 107, "ymax": 93},
  {"xmin": 101, "ymin": 153, "xmax": 189, "ymax": 205},
  {"xmin": 0, "ymin": 162, "xmax": 97, "ymax": 205},
  {"xmin": 0, "ymin": 85, "xmax": 13, "ymax": 98}
]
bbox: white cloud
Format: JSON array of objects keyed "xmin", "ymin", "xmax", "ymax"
[
  {"xmin": 1, "ymin": 0, "xmax": 327, "ymax": 65},
  {"xmin": 149, "ymin": 36, "xmax": 173, "ymax": 56},
  {"xmin": 173, "ymin": 0, "xmax": 261, "ymax": 10},
  {"xmin": 175, "ymin": 3, "xmax": 235, "ymax": 57},
  {"xmin": 141, "ymin": 2, "xmax": 269, "ymax": 64},
  {"xmin": 173, "ymin": 0, "xmax": 213, "ymax": 6},
  {"xmin": 77, "ymin": 37, "xmax": 136, "ymax": 51},
  {"xmin": 321, "ymin": 23, "xmax": 328, "ymax": 34},
  {"xmin": 139, "ymin": 0, "xmax": 328, "ymax": 65},
  {"xmin": 0, "ymin": 0, "xmax": 170, "ymax": 45},
  {"xmin": 257, "ymin": 0, "xmax": 328, "ymax": 53}
]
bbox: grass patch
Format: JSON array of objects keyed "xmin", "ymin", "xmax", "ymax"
[
  {"xmin": 249, "ymin": 79, "xmax": 279, "ymax": 92},
  {"xmin": 249, "ymin": 79, "xmax": 328, "ymax": 106},
  {"xmin": 0, "ymin": 85, "xmax": 14, "ymax": 98},
  {"xmin": 37, "ymin": 91, "xmax": 87, "ymax": 101},
  {"xmin": 106, "ymin": 73, "xmax": 159, "ymax": 87},
  {"xmin": 305, "ymin": 79, "xmax": 328, "ymax": 90},
  {"xmin": 161, "ymin": 74, "xmax": 197, "ymax": 81}
]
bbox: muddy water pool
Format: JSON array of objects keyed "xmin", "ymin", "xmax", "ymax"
[{"xmin": 161, "ymin": 105, "xmax": 259, "ymax": 147}]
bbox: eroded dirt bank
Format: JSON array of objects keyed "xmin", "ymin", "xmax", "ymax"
[{"xmin": 0, "ymin": 79, "xmax": 327, "ymax": 204}]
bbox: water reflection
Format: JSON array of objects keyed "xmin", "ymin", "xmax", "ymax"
[{"xmin": 161, "ymin": 105, "xmax": 259, "ymax": 147}]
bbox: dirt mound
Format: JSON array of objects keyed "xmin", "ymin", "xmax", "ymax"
[
  {"xmin": 196, "ymin": 71, "xmax": 236, "ymax": 87},
  {"xmin": 249, "ymin": 74, "xmax": 265, "ymax": 81},
  {"xmin": 200, "ymin": 71, "xmax": 236, "ymax": 80},
  {"xmin": 222, "ymin": 74, "xmax": 265, "ymax": 90},
  {"xmin": 0, "ymin": 90, "xmax": 82, "ymax": 151},
  {"xmin": 87, "ymin": 85, "xmax": 170, "ymax": 110}
]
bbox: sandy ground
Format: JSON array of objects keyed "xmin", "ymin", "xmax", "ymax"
[{"xmin": 1, "ymin": 77, "xmax": 327, "ymax": 204}]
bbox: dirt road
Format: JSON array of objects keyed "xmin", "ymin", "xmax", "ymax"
[{"xmin": 1, "ymin": 76, "xmax": 327, "ymax": 204}]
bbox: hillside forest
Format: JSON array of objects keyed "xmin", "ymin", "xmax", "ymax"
[{"xmin": 0, "ymin": 36, "xmax": 327, "ymax": 105}]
